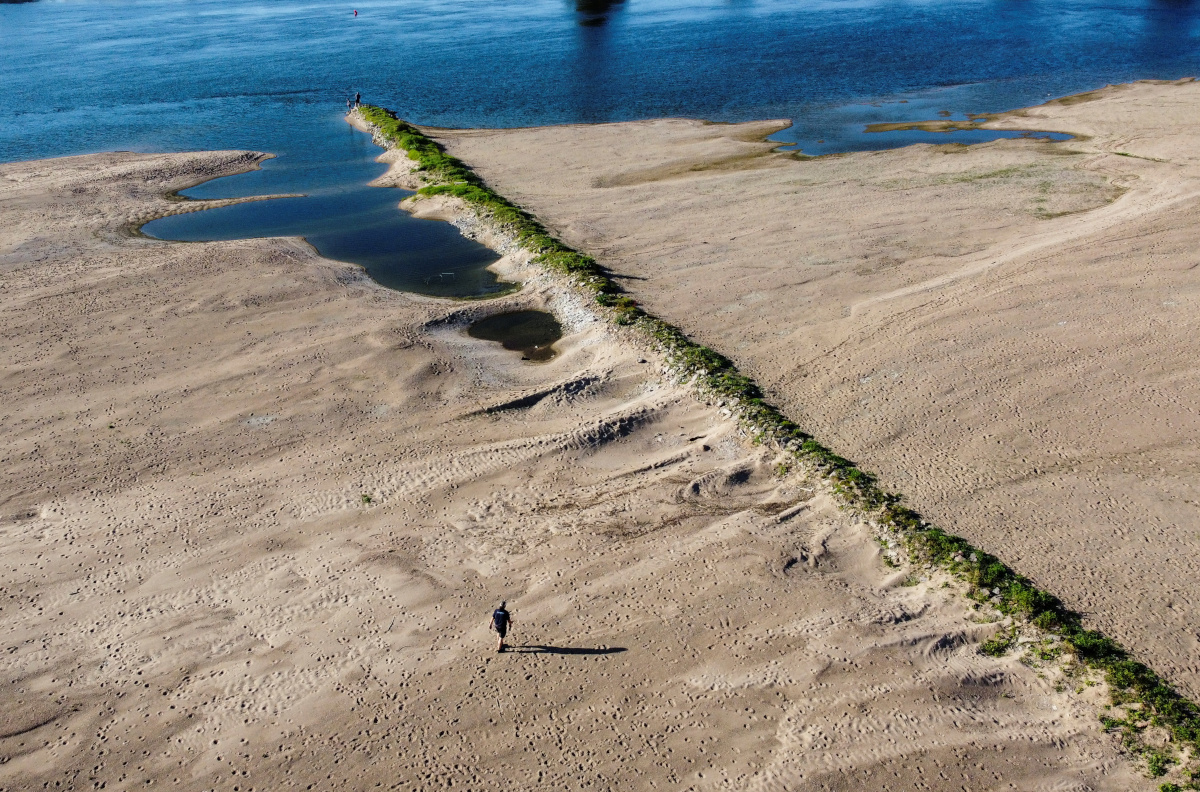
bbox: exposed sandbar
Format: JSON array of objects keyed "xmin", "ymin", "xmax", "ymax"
[
  {"xmin": 423, "ymin": 78, "xmax": 1200, "ymax": 704},
  {"xmin": 0, "ymin": 143, "xmax": 1148, "ymax": 788}
]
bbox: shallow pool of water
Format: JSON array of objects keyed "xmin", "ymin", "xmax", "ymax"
[
  {"xmin": 141, "ymin": 124, "xmax": 512, "ymax": 299},
  {"xmin": 468, "ymin": 311, "xmax": 564, "ymax": 362},
  {"xmin": 854, "ymin": 127, "xmax": 1073, "ymax": 152}
]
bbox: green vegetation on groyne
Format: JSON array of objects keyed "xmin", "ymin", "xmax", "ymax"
[{"xmin": 356, "ymin": 104, "xmax": 1200, "ymax": 776}]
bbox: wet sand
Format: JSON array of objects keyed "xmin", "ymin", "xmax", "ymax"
[{"xmin": 0, "ymin": 143, "xmax": 1152, "ymax": 787}]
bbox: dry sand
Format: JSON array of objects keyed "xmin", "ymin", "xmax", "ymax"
[
  {"xmin": 428, "ymin": 78, "xmax": 1200, "ymax": 706},
  {"xmin": 0, "ymin": 139, "xmax": 1151, "ymax": 789}
]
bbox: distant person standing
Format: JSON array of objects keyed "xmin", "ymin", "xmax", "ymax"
[
  {"xmin": 354, "ymin": 92, "xmax": 361, "ymax": 107},
  {"xmin": 346, "ymin": 97, "xmax": 353, "ymax": 114},
  {"xmin": 491, "ymin": 602, "xmax": 512, "ymax": 652}
]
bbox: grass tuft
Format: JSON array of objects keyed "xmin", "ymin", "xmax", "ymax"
[{"xmin": 980, "ymin": 626, "xmax": 1017, "ymax": 657}]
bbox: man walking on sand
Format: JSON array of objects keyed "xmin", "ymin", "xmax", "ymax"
[{"xmin": 491, "ymin": 602, "xmax": 512, "ymax": 652}]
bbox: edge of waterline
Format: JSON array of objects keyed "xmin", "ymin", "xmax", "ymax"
[{"xmin": 129, "ymin": 151, "xmax": 305, "ymax": 240}]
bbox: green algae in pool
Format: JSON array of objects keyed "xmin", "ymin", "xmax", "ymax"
[{"xmin": 468, "ymin": 311, "xmax": 563, "ymax": 362}]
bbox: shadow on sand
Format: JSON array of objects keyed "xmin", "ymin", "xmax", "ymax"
[{"xmin": 509, "ymin": 645, "xmax": 627, "ymax": 655}]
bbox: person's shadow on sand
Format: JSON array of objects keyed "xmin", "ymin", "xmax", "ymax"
[{"xmin": 509, "ymin": 645, "xmax": 627, "ymax": 655}]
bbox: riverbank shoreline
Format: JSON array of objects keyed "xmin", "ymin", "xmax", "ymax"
[{"xmin": 0, "ymin": 82, "xmax": 1192, "ymax": 789}]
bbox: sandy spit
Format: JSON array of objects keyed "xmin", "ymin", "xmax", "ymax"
[
  {"xmin": 426, "ymin": 79, "xmax": 1200, "ymax": 706},
  {"xmin": 0, "ymin": 143, "xmax": 1147, "ymax": 789}
]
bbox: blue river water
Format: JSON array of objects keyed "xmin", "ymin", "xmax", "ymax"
[{"xmin": 1, "ymin": 0, "xmax": 1198, "ymax": 295}]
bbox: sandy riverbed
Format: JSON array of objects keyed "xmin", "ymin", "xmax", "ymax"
[
  {"xmin": 0, "ymin": 136, "xmax": 1151, "ymax": 788},
  {"xmin": 428, "ymin": 79, "xmax": 1200, "ymax": 706}
]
